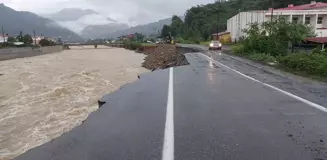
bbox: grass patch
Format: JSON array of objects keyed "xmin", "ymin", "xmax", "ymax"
[
  {"xmin": 228, "ymin": 44, "xmax": 327, "ymax": 82},
  {"xmin": 123, "ymin": 41, "xmax": 142, "ymax": 50},
  {"xmin": 141, "ymin": 43, "xmax": 157, "ymax": 47},
  {"xmin": 200, "ymin": 41, "xmax": 210, "ymax": 46},
  {"xmin": 275, "ymin": 64, "xmax": 327, "ymax": 82},
  {"xmin": 246, "ymin": 53, "xmax": 276, "ymax": 63},
  {"xmin": 277, "ymin": 53, "xmax": 327, "ymax": 78}
]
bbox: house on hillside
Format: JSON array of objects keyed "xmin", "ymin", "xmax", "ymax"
[
  {"xmin": 32, "ymin": 36, "xmax": 57, "ymax": 44},
  {"xmin": 32, "ymin": 36, "xmax": 44, "ymax": 44},
  {"xmin": 227, "ymin": 1, "xmax": 327, "ymax": 42},
  {"xmin": 118, "ymin": 34, "xmax": 134, "ymax": 41}
]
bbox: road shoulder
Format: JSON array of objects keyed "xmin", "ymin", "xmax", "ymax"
[{"xmin": 178, "ymin": 44, "xmax": 327, "ymax": 107}]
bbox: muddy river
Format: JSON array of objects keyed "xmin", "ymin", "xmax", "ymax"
[{"xmin": 0, "ymin": 45, "xmax": 148, "ymax": 159}]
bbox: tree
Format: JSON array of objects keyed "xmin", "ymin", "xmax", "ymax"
[
  {"xmin": 39, "ymin": 39, "xmax": 53, "ymax": 46},
  {"xmin": 242, "ymin": 18, "xmax": 314, "ymax": 55},
  {"xmin": 170, "ymin": 15, "xmax": 184, "ymax": 36},
  {"xmin": 58, "ymin": 38, "xmax": 62, "ymax": 44},
  {"xmin": 23, "ymin": 34, "xmax": 33, "ymax": 44},
  {"xmin": 16, "ymin": 31, "xmax": 24, "ymax": 42},
  {"xmin": 161, "ymin": 25, "xmax": 172, "ymax": 37},
  {"xmin": 7, "ymin": 37, "xmax": 15, "ymax": 42},
  {"xmin": 133, "ymin": 32, "xmax": 145, "ymax": 42}
]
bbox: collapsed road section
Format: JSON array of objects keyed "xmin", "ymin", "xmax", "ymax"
[
  {"xmin": 98, "ymin": 44, "xmax": 192, "ymax": 108},
  {"xmin": 141, "ymin": 44, "xmax": 190, "ymax": 71}
]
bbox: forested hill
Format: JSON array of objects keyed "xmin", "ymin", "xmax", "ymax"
[
  {"xmin": 0, "ymin": 4, "xmax": 83, "ymax": 42},
  {"xmin": 162, "ymin": 0, "xmax": 327, "ymax": 42}
]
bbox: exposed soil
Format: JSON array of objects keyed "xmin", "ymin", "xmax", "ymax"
[
  {"xmin": 141, "ymin": 44, "xmax": 189, "ymax": 70},
  {"xmin": 136, "ymin": 46, "xmax": 157, "ymax": 55}
]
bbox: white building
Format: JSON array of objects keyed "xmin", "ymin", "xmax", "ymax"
[
  {"xmin": 0, "ymin": 35, "xmax": 8, "ymax": 43},
  {"xmin": 227, "ymin": 1, "xmax": 327, "ymax": 42}
]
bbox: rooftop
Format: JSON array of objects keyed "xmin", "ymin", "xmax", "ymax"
[
  {"xmin": 276, "ymin": 1, "xmax": 327, "ymax": 10},
  {"xmin": 305, "ymin": 37, "xmax": 327, "ymax": 44}
]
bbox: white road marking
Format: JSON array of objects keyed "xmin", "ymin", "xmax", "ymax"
[
  {"xmin": 200, "ymin": 53, "xmax": 327, "ymax": 113},
  {"xmin": 162, "ymin": 67, "xmax": 174, "ymax": 160}
]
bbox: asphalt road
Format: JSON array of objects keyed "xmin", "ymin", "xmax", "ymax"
[{"xmin": 15, "ymin": 50, "xmax": 327, "ymax": 160}]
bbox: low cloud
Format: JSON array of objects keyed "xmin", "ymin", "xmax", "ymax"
[
  {"xmin": 3, "ymin": 0, "xmax": 213, "ymax": 25},
  {"xmin": 56, "ymin": 14, "xmax": 115, "ymax": 33}
]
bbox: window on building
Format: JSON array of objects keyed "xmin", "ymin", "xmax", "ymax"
[
  {"xmin": 305, "ymin": 17, "xmax": 311, "ymax": 24},
  {"xmin": 318, "ymin": 16, "xmax": 323, "ymax": 24},
  {"xmin": 292, "ymin": 17, "xmax": 299, "ymax": 23}
]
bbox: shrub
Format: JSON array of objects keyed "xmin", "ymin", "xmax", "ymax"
[
  {"xmin": 39, "ymin": 39, "xmax": 55, "ymax": 46},
  {"xmin": 310, "ymin": 47, "xmax": 327, "ymax": 55},
  {"xmin": 131, "ymin": 42, "xmax": 141, "ymax": 50},
  {"xmin": 247, "ymin": 53, "xmax": 276, "ymax": 63},
  {"xmin": 200, "ymin": 41, "xmax": 210, "ymax": 46},
  {"xmin": 231, "ymin": 44, "xmax": 247, "ymax": 55},
  {"xmin": 176, "ymin": 38, "xmax": 195, "ymax": 44},
  {"xmin": 278, "ymin": 53, "xmax": 327, "ymax": 77},
  {"xmin": 122, "ymin": 41, "xmax": 141, "ymax": 50},
  {"xmin": 241, "ymin": 19, "xmax": 314, "ymax": 56},
  {"xmin": 175, "ymin": 37, "xmax": 184, "ymax": 43},
  {"xmin": 194, "ymin": 39, "xmax": 200, "ymax": 44},
  {"xmin": 184, "ymin": 40, "xmax": 196, "ymax": 44}
]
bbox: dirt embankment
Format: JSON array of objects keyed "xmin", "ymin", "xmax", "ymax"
[{"xmin": 140, "ymin": 44, "xmax": 190, "ymax": 71}]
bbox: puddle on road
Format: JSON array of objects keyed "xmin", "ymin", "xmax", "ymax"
[{"xmin": 0, "ymin": 46, "xmax": 148, "ymax": 159}]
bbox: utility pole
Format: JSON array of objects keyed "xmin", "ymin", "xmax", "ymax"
[
  {"xmin": 270, "ymin": 0, "xmax": 274, "ymax": 35},
  {"xmin": 216, "ymin": 0, "xmax": 221, "ymax": 40},
  {"xmin": 270, "ymin": 0, "xmax": 274, "ymax": 22},
  {"xmin": 2, "ymin": 26, "xmax": 5, "ymax": 47},
  {"xmin": 237, "ymin": 9, "xmax": 241, "ymax": 42},
  {"xmin": 33, "ymin": 30, "xmax": 36, "ymax": 46},
  {"xmin": 217, "ymin": 11, "xmax": 220, "ymax": 40}
]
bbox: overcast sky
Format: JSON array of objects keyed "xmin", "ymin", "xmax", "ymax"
[{"xmin": 1, "ymin": 0, "xmax": 214, "ymax": 25}]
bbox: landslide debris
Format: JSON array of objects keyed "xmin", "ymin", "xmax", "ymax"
[{"xmin": 141, "ymin": 44, "xmax": 189, "ymax": 70}]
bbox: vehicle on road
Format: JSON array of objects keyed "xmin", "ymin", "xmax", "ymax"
[{"xmin": 209, "ymin": 40, "xmax": 222, "ymax": 50}]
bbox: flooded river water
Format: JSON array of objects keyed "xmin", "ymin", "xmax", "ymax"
[{"xmin": 0, "ymin": 45, "xmax": 148, "ymax": 159}]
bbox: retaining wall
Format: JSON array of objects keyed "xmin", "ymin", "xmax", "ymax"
[{"xmin": 0, "ymin": 46, "xmax": 63, "ymax": 61}]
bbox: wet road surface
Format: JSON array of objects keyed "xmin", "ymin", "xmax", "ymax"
[
  {"xmin": 15, "ymin": 51, "xmax": 327, "ymax": 160},
  {"xmin": 180, "ymin": 44, "xmax": 327, "ymax": 107}
]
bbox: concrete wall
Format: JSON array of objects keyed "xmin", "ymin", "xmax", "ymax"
[
  {"xmin": 322, "ymin": 15, "xmax": 327, "ymax": 27},
  {"xmin": 228, "ymin": 9, "xmax": 327, "ymax": 41},
  {"xmin": 315, "ymin": 29, "xmax": 327, "ymax": 37},
  {"xmin": 227, "ymin": 11, "xmax": 266, "ymax": 42},
  {"xmin": 0, "ymin": 46, "xmax": 63, "ymax": 61}
]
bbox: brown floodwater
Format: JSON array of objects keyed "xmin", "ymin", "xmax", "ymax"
[{"xmin": 0, "ymin": 45, "xmax": 148, "ymax": 159}]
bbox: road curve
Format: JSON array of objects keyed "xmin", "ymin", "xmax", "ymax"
[{"xmin": 15, "ymin": 50, "xmax": 327, "ymax": 160}]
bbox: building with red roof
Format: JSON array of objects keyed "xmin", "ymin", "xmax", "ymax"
[
  {"xmin": 227, "ymin": 1, "xmax": 327, "ymax": 43},
  {"xmin": 276, "ymin": 1, "xmax": 327, "ymax": 10},
  {"xmin": 0, "ymin": 35, "xmax": 8, "ymax": 43}
]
